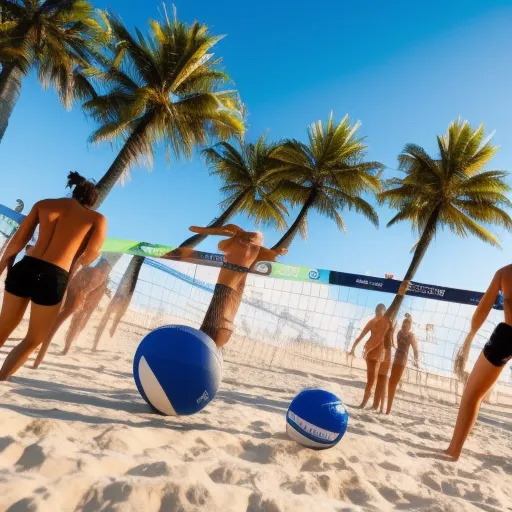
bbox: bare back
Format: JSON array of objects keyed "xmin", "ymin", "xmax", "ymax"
[
  {"xmin": 20, "ymin": 199, "xmax": 106, "ymax": 272},
  {"xmin": 364, "ymin": 316, "xmax": 391, "ymax": 353}
]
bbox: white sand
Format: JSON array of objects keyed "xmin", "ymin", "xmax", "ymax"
[{"xmin": 1, "ymin": 322, "xmax": 511, "ymax": 512}]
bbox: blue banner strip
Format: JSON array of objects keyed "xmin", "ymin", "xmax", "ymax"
[{"xmin": 0, "ymin": 203, "xmax": 501, "ymax": 310}]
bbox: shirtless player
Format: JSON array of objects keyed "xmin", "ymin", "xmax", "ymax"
[
  {"xmin": 0, "ymin": 172, "xmax": 107, "ymax": 379},
  {"xmin": 349, "ymin": 304, "xmax": 391, "ymax": 408},
  {"xmin": 189, "ymin": 224, "xmax": 287, "ymax": 347},
  {"xmin": 445, "ymin": 266, "xmax": 512, "ymax": 460}
]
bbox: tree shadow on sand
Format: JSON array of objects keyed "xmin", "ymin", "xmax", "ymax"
[{"xmin": 0, "ymin": 374, "xmax": 292, "ymax": 442}]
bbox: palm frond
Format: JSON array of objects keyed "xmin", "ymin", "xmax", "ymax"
[{"xmin": 382, "ymin": 119, "xmax": 510, "ymax": 252}]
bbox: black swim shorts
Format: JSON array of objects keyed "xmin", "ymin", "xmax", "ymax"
[
  {"xmin": 483, "ymin": 323, "xmax": 512, "ymax": 367},
  {"xmin": 5, "ymin": 256, "xmax": 69, "ymax": 306}
]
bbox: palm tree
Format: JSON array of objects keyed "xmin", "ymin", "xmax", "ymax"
[
  {"xmin": 270, "ymin": 113, "xmax": 383, "ymax": 250},
  {"xmin": 0, "ymin": 0, "xmax": 107, "ymax": 142},
  {"xmin": 180, "ymin": 135, "xmax": 288, "ymax": 248},
  {"xmin": 85, "ymin": 10, "xmax": 244, "ymax": 206},
  {"xmin": 88, "ymin": 11, "xmax": 244, "ymax": 348},
  {"xmin": 93, "ymin": 135, "xmax": 290, "ymax": 346},
  {"xmin": 379, "ymin": 119, "xmax": 512, "ymax": 321}
]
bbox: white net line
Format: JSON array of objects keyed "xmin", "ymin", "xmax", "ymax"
[{"xmin": 92, "ymin": 256, "xmax": 512, "ymax": 406}]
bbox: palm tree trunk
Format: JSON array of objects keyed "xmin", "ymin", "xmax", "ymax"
[
  {"xmin": 0, "ymin": 63, "xmax": 23, "ymax": 144},
  {"xmin": 179, "ymin": 191, "xmax": 249, "ymax": 248},
  {"xmin": 93, "ymin": 255, "xmax": 144, "ymax": 350},
  {"xmin": 94, "ymin": 115, "xmax": 154, "ymax": 208},
  {"xmin": 386, "ymin": 210, "xmax": 440, "ymax": 321},
  {"xmin": 271, "ymin": 190, "xmax": 318, "ymax": 251},
  {"xmin": 102, "ymin": 192, "xmax": 249, "ymax": 339}
]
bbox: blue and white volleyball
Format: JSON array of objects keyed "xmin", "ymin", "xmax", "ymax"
[
  {"xmin": 133, "ymin": 325, "xmax": 223, "ymax": 416},
  {"xmin": 286, "ymin": 389, "xmax": 349, "ymax": 449}
]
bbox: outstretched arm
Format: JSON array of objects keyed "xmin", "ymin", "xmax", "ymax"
[
  {"xmin": 454, "ymin": 270, "xmax": 501, "ymax": 378},
  {"xmin": 0, "ymin": 203, "xmax": 39, "ymax": 275},
  {"xmin": 349, "ymin": 320, "xmax": 372, "ymax": 355},
  {"xmin": 189, "ymin": 224, "xmax": 243, "ymax": 238},
  {"xmin": 257, "ymin": 247, "xmax": 288, "ymax": 262}
]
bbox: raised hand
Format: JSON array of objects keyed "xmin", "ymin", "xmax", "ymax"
[{"xmin": 189, "ymin": 224, "xmax": 242, "ymax": 237}]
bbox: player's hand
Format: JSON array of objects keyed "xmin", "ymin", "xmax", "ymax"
[
  {"xmin": 276, "ymin": 248, "xmax": 288, "ymax": 256},
  {"xmin": 454, "ymin": 333, "xmax": 473, "ymax": 379},
  {"xmin": 398, "ymin": 280, "xmax": 411, "ymax": 296}
]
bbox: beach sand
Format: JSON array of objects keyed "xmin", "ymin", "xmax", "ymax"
[{"xmin": 1, "ymin": 320, "xmax": 511, "ymax": 512}]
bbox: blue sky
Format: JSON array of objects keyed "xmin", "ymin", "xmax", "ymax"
[{"xmin": 2, "ymin": 0, "xmax": 512, "ymax": 293}]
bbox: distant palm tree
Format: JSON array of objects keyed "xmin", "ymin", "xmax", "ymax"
[
  {"xmin": 95, "ymin": 135, "xmax": 290, "ymax": 345},
  {"xmin": 379, "ymin": 119, "xmax": 512, "ymax": 320},
  {"xmin": 180, "ymin": 135, "xmax": 288, "ymax": 248},
  {"xmin": 89, "ymin": 10, "xmax": 243, "ymax": 348},
  {"xmin": 85, "ymin": 10, "xmax": 244, "ymax": 206},
  {"xmin": 270, "ymin": 113, "xmax": 382, "ymax": 250},
  {"xmin": 0, "ymin": 0, "xmax": 108, "ymax": 142}
]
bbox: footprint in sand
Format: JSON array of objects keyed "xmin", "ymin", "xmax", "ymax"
[
  {"xmin": 378, "ymin": 461, "xmax": 402, "ymax": 473},
  {"xmin": 15, "ymin": 443, "xmax": 45, "ymax": 472},
  {"xmin": 0, "ymin": 436, "xmax": 14, "ymax": 454},
  {"xmin": 208, "ymin": 465, "xmax": 254, "ymax": 486},
  {"xmin": 240, "ymin": 441, "xmax": 275, "ymax": 464},
  {"xmin": 186, "ymin": 484, "xmax": 211, "ymax": 507},
  {"xmin": 77, "ymin": 481, "xmax": 133, "ymax": 511},
  {"xmin": 246, "ymin": 492, "xmax": 282, "ymax": 512},
  {"xmin": 126, "ymin": 461, "xmax": 170, "ymax": 478},
  {"xmin": 6, "ymin": 497, "xmax": 37, "ymax": 512}
]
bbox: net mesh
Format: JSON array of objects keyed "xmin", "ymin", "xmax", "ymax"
[
  {"xmin": 86, "ymin": 255, "xmax": 512, "ymax": 406},
  {"xmin": 1, "ymin": 205, "xmax": 511, "ymax": 407}
]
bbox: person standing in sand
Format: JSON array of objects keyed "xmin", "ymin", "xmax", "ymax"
[
  {"xmin": 184, "ymin": 224, "xmax": 287, "ymax": 348},
  {"xmin": 0, "ymin": 172, "xmax": 107, "ymax": 380},
  {"xmin": 32, "ymin": 254, "xmax": 119, "ymax": 367},
  {"xmin": 445, "ymin": 266, "xmax": 512, "ymax": 461},
  {"xmin": 371, "ymin": 321, "xmax": 396, "ymax": 413},
  {"xmin": 385, "ymin": 314, "xmax": 419, "ymax": 414},
  {"xmin": 349, "ymin": 304, "xmax": 391, "ymax": 408}
]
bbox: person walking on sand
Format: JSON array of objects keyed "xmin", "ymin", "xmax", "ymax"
[
  {"xmin": 349, "ymin": 304, "xmax": 391, "ymax": 408},
  {"xmin": 0, "ymin": 172, "xmax": 107, "ymax": 380},
  {"xmin": 385, "ymin": 314, "xmax": 419, "ymax": 414},
  {"xmin": 33, "ymin": 253, "xmax": 119, "ymax": 367},
  {"xmin": 181, "ymin": 224, "xmax": 287, "ymax": 348},
  {"xmin": 445, "ymin": 266, "xmax": 512, "ymax": 460}
]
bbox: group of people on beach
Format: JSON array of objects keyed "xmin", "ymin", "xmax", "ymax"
[
  {"xmin": 0, "ymin": 171, "xmax": 511, "ymax": 462},
  {"xmin": 348, "ymin": 304, "xmax": 419, "ymax": 415},
  {"xmin": 348, "ymin": 274, "xmax": 512, "ymax": 460}
]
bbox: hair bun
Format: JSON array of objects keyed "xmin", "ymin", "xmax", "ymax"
[{"xmin": 67, "ymin": 171, "xmax": 86, "ymax": 189}]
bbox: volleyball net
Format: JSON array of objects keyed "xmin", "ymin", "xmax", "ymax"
[
  {"xmin": 101, "ymin": 254, "xmax": 512, "ymax": 405},
  {"xmin": 1, "ymin": 203, "xmax": 511, "ymax": 406}
]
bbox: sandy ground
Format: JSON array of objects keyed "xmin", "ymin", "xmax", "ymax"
[{"xmin": 1, "ymin": 321, "xmax": 512, "ymax": 512}]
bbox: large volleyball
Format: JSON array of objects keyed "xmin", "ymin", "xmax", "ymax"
[
  {"xmin": 286, "ymin": 389, "xmax": 349, "ymax": 449},
  {"xmin": 133, "ymin": 325, "xmax": 222, "ymax": 416}
]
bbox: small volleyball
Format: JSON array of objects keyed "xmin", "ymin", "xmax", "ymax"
[
  {"xmin": 286, "ymin": 389, "xmax": 349, "ymax": 449},
  {"xmin": 133, "ymin": 325, "xmax": 223, "ymax": 416}
]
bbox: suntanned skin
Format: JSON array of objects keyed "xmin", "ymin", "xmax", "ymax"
[
  {"xmin": 189, "ymin": 224, "xmax": 287, "ymax": 347},
  {"xmin": 368, "ymin": 280, "xmax": 412, "ymax": 412},
  {"xmin": 445, "ymin": 266, "xmax": 512, "ymax": 461},
  {"xmin": 385, "ymin": 318, "xmax": 419, "ymax": 415},
  {"xmin": 349, "ymin": 304, "xmax": 391, "ymax": 408},
  {"xmin": 371, "ymin": 323, "xmax": 397, "ymax": 413},
  {"xmin": 33, "ymin": 258, "xmax": 113, "ymax": 367},
  {"xmin": 0, "ymin": 198, "xmax": 107, "ymax": 380}
]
